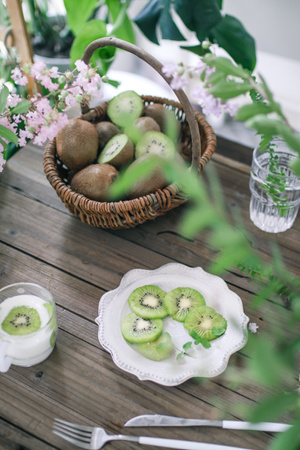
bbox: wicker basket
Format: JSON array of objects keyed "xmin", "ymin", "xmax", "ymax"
[{"xmin": 43, "ymin": 37, "xmax": 217, "ymax": 230}]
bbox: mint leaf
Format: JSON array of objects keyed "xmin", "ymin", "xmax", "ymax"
[
  {"xmin": 190, "ymin": 329, "xmax": 211, "ymax": 348},
  {"xmin": 212, "ymin": 327, "xmax": 226, "ymax": 337}
]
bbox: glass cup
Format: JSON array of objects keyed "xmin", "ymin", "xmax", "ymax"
[
  {"xmin": 0, "ymin": 282, "xmax": 58, "ymax": 372},
  {"xmin": 249, "ymin": 140, "xmax": 300, "ymax": 233}
]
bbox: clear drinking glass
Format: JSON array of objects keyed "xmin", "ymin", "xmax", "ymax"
[
  {"xmin": 0, "ymin": 283, "xmax": 58, "ymax": 372},
  {"xmin": 249, "ymin": 139, "xmax": 300, "ymax": 233}
]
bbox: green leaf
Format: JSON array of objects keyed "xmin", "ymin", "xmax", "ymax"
[
  {"xmin": 190, "ymin": 329, "xmax": 211, "ymax": 348},
  {"xmin": 270, "ymin": 418, "xmax": 300, "ymax": 450},
  {"xmin": 245, "ymin": 115, "xmax": 282, "ymax": 135},
  {"xmin": 247, "ymin": 391, "xmax": 298, "ymax": 423},
  {"xmin": 208, "ymin": 14, "xmax": 256, "ymax": 71},
  {"xmin": 208, "ymin": 79, "xmax": 253, "ymax": 100},
  {"xmin": 179, "ymin": 206, "xmax": 217, "ymax": 238},
  {"xmin": 9, "ymin": 100, "xmax": 31, "ymax": 116},
  {"xmin": 212, "ymin": 327, "xmax": 225, "ymax": 337},
  {"xmin": 174, "ymin": 0, "xmax": 222, "ymax": 41},
  {"xmin": 158, "ymin": 0, "xmax": 186, "ymax": 41},
  {"xmin": 0, "ymin": 124, "xmax": 18, "ymax": 145},
  {"xmin": 179, "ymin": 44, "xmax": 206, "ymax": 57},
  {"xmin": 235, "ymin": 102, "xmax": 273, "ymax": 121},
  {"xmin": 182, "ymin": 341, "xmax": 193, "ymax": 351},
  {"xmin": 134, "ymin": 0, "xmax": 162, "ymax": 45},
  {"xmin": 69, "ymin": 19, "xmax": 112, "ymax": 71},
  {"xmin": 203, "ymin": 54, "xmax": 250, "ymax": 79},
  {"xmin": 106, "ymin": 0, "xmax": 135, "ymax": 44},
  {"xmin": 0, "ymin": 85, "xmax": 9, "ymax": 114},
  {"xmin": 64, "ymin": 0, "xmax": 98, "ymax": 35}
]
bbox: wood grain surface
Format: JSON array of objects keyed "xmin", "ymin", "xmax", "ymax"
[{"xmin": 0, "ymin": 134, "xmax": 299, "ymax": 450}]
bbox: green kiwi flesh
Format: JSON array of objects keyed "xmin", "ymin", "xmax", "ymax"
[
  {"xmin": 121, "ymin": 312, "xmax": 163, "ymax": 344},
  {"xmin": 165, "ymin": 287, "xmax": 206, "ymax": 322},
  {"xmin": 128, "ymin": 285, "xmax": 168, "ymax": 319},
  {"xmin": 184, "ymin": 306, "xmax": 227, "ymax": 341},
  {"xmin": 98, "ymin": 134, "xmax": 134, "ymax": 169},
  {"xmin": 107, "ymin": 90, "xmax": 144, "ymax": 128},
  {"xmin": 135, "ymin": 131, "xmax": 176, "ymax": 159},
  {"xmin": 137, "ymin": 331, "xmax": 174, "ymax": 361},
  {"xmin": 1, "ymin": 306, "xmax": 41, "ymax": 336}
]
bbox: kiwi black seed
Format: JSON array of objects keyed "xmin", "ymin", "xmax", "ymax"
[
  {"xmin": 70, "ymin": 163, "xmax": 119, "ymax": 202},
  {"xmin": 137, "ymin": 331, "xmax": 174, "ymax": 361},
  {"xmin": 1, "ymin": 306, "xmax": 41, "ymax": 336},
  {"xmin": 98, "ymin": 134, "xmax": 134, "ymax": 169},
  {"xmin": 125, "ymin": 154, "xmax": 168, "ymax": 199},
  {"xmin": 107, "ymin": 90, "xmax": 144, "ymax": 128},
  {"xmin": 95, "ymin": 121, "xmax": 121, "ymax": 152},
  {"xmin": 143, "ymin": 103, "xmax": 181, "ymax": 140},
  {"xmin": 184, "ymin": 306, "xmax": 227, "ymax": 341},
  {"xmin": 124, "ymin": 116, "xmax": 160, "ymax": 145},
  {"xmin": 128, "ymin": 285, "xmax": 168, "ymax": 319},
  {"xmin": 121, "ymin": 312, "xmax": 163, "ymax": 344},
  {"xmin": 164, "ymin": 287, "xmax": 206, "ymax": 322},
  {"xmin": 135, "ymin": 131, "xmax": 176, "ymax": 160},
  {"xmin": 56, "ymin": 118, "xmax": 98, "ymax": 170}
]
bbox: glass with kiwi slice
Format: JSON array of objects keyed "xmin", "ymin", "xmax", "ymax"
[{"xmin": 0, "ymin": 283, "xmax": 58, "ymax": 372}]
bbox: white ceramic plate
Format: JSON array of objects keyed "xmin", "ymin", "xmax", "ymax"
[{"xmin": 96, "ymin": 263, "xmax": 249, "ymax": 386}]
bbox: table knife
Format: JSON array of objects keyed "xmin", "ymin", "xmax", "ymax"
[{"xmin": 124, "ymin": 414, "xmax": 290, "ymax": 433}]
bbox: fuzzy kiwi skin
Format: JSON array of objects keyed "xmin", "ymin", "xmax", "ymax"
[
  {"xmin": 95, "ymin": 121, "xmax": 121, "ymax": 152},
  {"xmin": 143, "ymin": 104, "xmax": 181, "ymax": 140},
  {"xmin": 56, "ymin": 118, "xmax": 98, "ymax": 170},
  {"xmin": 124, "ymin": 116, "xmax": 160, "ymax": 145},
  {"xmin": 70, "ymin": 163, "xmax": 119, "ymax": 202},
  {"xmin": 125, "ymin": 155, "xmax": 168, "ymax": 199}
]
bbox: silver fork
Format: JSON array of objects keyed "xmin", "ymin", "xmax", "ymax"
[{"xmin": 53, "ymin": 418, "xmax": 254, "ymax": 450}]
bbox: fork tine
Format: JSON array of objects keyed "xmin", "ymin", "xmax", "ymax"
[
  {"xmin": 53, "ymin": 423, "xmax": 91, "ymax": 442},
  {"xmin": 53, "ymin": 430, "xmax": 92, "ymax": 449},
  {"xmin": 54, "ymin": 418, "xmax": 94, "ymax": 433}
]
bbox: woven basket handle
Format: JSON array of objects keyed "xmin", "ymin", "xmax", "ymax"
[{"xmin": 81, "ymin": 37, "xmax": 201, "ymax": 168}]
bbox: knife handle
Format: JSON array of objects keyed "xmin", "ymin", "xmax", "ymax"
[
  {"xmin": 223, "ymin": 421, "xmax": 290, "ymax": 432},
  {"xmin": 139, "ymin": 436, "xmax": 254, "ymax": 450}
]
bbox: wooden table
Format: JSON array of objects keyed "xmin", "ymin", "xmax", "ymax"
[{"xmin": 0, "ymin": 134, "xmax": 299, "ymax": 450}]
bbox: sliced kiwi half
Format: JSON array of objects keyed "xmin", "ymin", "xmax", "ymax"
[
  {"xmin": 135, "ymin": 131, "xmax": 176, "ymax": 159},
  {"xmin": 95, "ymin": 121, "xmax": 120, "ymax": 152},
  {"xmin": 137, "ymin": 331, "xmax": 174, "ymax": 361},
  {"xmin": 98, "ymin": 134, "xmax": 134, "ymax": 169},
  {"xmin": 1, "ymin": 306, "xmax": 41, "ymax": 336},
  {"xmin": 121, "ymin": 312, "xmax": 163, "ymax": 344},
  {"xmin": 107, "ymin": 90, "xmax": 144, "ymax": 128},
  {"xmin": 128, "ymin": 285, "xmax": 168, "ymax": 319},
  {"xmin": 184, "ymin": 306, "xmax": 227, "ymax": 341},
  {"xmin": 165, "ymin": 287, "xmax": 206, "ymax": 322}
]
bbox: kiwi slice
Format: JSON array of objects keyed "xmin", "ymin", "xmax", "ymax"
[
  {"xmin": 107, "ymin": 90, "xmax": 144, "ymax": 128},
  {"xmin": 135, "ymin": 131, "xmax": 176, "ymax": 159},
  {"xmin": 128, "ymin": 285, "xmax": 168, "ymax": 319},
  {"xmin": 137, "ymin": 332, "xmax": 174, "ymax": 361},
  {"xmin": 1, "ymin": 306, "xmax": 41, "ymax": 336},
  {"xmin": 121, "ymin": 312, "xmax": 163, "ymax": 344},
  {"xmin": 184, "ymin": 306, "xmax": 227, "ymax": 341},
  {"xmin": 164, "ymin": 287, "xmax": 206, "ymax": 322},
  {"xmin": 98, "ymin": 134, "xmax": 134, "ymax": 169}
]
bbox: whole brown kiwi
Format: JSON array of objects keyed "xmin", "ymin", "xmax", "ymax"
[
  {"xmin": 125, "ymin": 155, "xmax": 168, "ymax": 199},
  {"xmin": 143, "ymin": 103, "xmax": 181, "ymax": 139},
  {"xmin": 56, "ymin": 118, "xmax": 98, "ymax": 170},
  {"xmin": 124, "ymin": 116, "xmax": 160, "ymax": 144},
  {"xmin": 95, "ymin": 121, "xmax": 120, "ymax": 152},
  {"xmin": 70, "ymin": 163, "xmax": 119, "ymax": 202}
]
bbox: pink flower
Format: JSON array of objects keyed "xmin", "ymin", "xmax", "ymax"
[
  {"xmin": 192, "ymin": 85, "xmax": 223, "ymax": 117},
  {"xmin": 7, "ymin": 94, "xmax": 23, "ymax": 108},
  {"xmin": 11, "ymin": 67, "xmax": 28, "ymax": 86},
  {"xmin": 248, "ymin": 322, "xmax": 259, "ymax": 333},
  {"xmin": 30, "ymin": 61, "xmax": 47, "ymax": 79},
  {"xmin": 224, "ymin": 101, "xmax": 240, "ymax": 117},
  {"xmin": 162, "ymin": 62, "xmax": 178, "ymax": 78},
  {"xmin": 170, "ymin": 75, "xmax": 188, "ymax": 91},
  {"xmin": 75, "ymin": 60, "xmax": 88, "ymax": 72}
]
